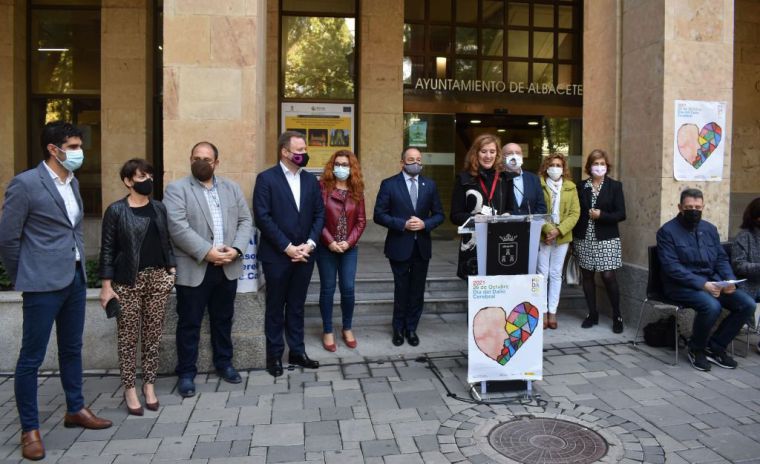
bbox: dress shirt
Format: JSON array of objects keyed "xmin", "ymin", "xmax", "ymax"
[
  {"xmin": 512, "ymin": 170, "xmax": 524, "ymax": 207},
  {"xmin": 42, "ymin": 160, "xmax": 81, "ymax": 261},
  {"xmin": 201, "ymin": 177, "xmax": 225, "ymax": 248},
  {"xmin": 279, "ymin": 161, "xmax": 315, "ymax": 251}
]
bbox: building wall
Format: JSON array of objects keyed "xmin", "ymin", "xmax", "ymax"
[{"xmin": 731, "ymin": 0, "xmax": 760, "ymax": 235}]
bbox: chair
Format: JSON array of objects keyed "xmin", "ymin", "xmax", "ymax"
[{"xmin": 633, "ymin": 245, "xmax": 690, "ymax": 365}]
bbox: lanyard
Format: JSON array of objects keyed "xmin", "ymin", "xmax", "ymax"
[{"xmin": 478, "ymin": 174, "xmax": 499, "ymax": 204}]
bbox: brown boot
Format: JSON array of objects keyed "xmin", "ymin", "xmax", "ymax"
[
  {"xmin": 21, "ymin": 429, "xmax": 45, "ymax": 461},
  {"xmin": 63, "ymin": 408, "xmax": 113, "ymax": 429}
]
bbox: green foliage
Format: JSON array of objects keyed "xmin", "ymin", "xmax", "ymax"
[
  {"xmin": 283, "ymin": 16, "xmax": 355, "ymax": 99},
  {"xmin": 85, "ymin": 259, "xmax": 101, "ymax": 289},
  {"xmin": 0, "ymin": 261, "xmax": 11, "ymax": 290}
]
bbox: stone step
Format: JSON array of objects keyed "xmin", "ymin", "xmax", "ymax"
[{"xmin": 306, "ymin": 275, "xmax": 467, "ymax": 295}]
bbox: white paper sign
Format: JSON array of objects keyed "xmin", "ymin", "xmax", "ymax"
[
  {"xmin": 673, "ymin": 100, "xmax": 727, "ymax": 182},
  {"xmin": 237, "ymin": 230, "xmax": 264, "ymax": 293},
  {"xmin": 467, "ymin": 274, "xmax": 545, "ymax": 383}
]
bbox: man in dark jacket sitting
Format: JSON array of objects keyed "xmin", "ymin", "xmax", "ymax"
[{"xmin": 657, "ymin": 188, "xmax": 755, "ymax": 371}]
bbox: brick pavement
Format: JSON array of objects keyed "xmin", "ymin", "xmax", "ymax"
[{"xmin": 0, "ymin": 339, "xmax": 759, "ymax": 463}]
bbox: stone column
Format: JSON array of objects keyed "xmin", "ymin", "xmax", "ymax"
[
  {"xmin": 101, "ymin": 0, "xmax": 150, "ymax": 212},
  {"xmin": 0, "ymin": 0, "xmax": 26, "ymax": 200},
  {"xmin": 360, "ymin": 0, "xmax": 404, "ymax": 227}
]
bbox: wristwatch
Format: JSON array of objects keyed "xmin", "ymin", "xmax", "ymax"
[{"xmin": 233, "ymin": 247, "xmax": 243, "ymax": 258}]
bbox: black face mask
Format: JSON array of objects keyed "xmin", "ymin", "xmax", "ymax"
[
  {"xmin": 291, "ymin": 152, "xmax": 309, "ymax": 167},
  {"xmin": 680, "ymin": 209, "xmax": 702, "ymax": 228},
  {"xmin": 132, "ymin": 178, "xmax": 153, "ymax": 196}
]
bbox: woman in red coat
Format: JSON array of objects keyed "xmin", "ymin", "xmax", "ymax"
[{"xmin": 318, "ymin": 150, "xmax": 367, "ymax": 351}]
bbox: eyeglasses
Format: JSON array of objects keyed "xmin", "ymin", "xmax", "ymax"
[{"xmin": 334, "ymin": 162, "xmax": 350, "ymax": 168}]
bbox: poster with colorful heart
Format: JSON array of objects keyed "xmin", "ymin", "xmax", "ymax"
[
  {"xmin": 467, "ymin": 274, "xmax": 545, "ymax": 383},
  {"xmin": 673, "ymin": 100, "xmax": 727, "ymax": 182}
]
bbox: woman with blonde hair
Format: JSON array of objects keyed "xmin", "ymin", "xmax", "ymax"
[
  {"xmin": 317, "ymin": 150, "xmax": 366, "ymax": 351},
  {"xmin": 537, "ymin": 153, "xmax": 580, "ymax": 329}
]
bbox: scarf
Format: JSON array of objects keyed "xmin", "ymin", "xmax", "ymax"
[{"xmin": 546, "ymin": 177, "xmax": 562, "ymax": 225}]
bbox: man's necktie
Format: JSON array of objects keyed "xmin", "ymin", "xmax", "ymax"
[{"xmin": 410, "ymin": 177, "xmax": 418, "ymax": 210}]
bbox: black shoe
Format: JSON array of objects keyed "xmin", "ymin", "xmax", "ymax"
[
  {"xmin": 392, "ymin": 329, "xmax": 404, "ymax": 346},
  {"xmin": 405, "ymin": 330, "xmax": 419, "ymax": 346},
  {"xmin": 217, "ymin": 366, "xmax": 242, "ymax": 384},
  {"xmin": 612, "ymin": 317, "xmax": 624, "ymax": 334},
  {"xmin": 266, "ymin": 359, "xmax": 283, "ymax": 378},
  {"xmin": 705, "ymin": 347, "xmax": 738, "ymax": 369},
  {"xmin": 177, "ymin": 377, "xmax": 195, "ymax": 398},
  {"xmin": 687, "ymin": 349, "xmax": 711, "ymax": 372},
  {"xmin": 288, "ymin": 352, "xmax": 319, "ymax": 369},
  {"xmin": 581, "ymin": 313, "xmax": 598, "ymax": 328}
]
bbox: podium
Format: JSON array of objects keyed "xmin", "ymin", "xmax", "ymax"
[{"xmin": 459, "ymin": 214, "xmax": 550, "ymax": 399}]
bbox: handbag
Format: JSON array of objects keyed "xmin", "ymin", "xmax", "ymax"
[{"xmin": 564, "ymin": 251, "xmax": 580, "ymax": 286}]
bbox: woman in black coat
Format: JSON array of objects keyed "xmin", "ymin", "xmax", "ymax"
[
  {"xmin": 450, "ymin": 134, "xmax": 509, "ymax": 278},
  {"xmin": 572, "ymin": 149, "xmax": 626, "ymax": 333}
]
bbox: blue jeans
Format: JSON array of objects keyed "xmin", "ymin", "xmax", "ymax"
[
  {"xmin": 16, "ymin": 266, "xmax": 86, "ymax": 431},
  {"xmin": 316, "ymin": 245, "xmax": 358, "ymax": 333},
  {"xmin": 665, "ymin": 286, "xmax": 756, "ymax": 352}
]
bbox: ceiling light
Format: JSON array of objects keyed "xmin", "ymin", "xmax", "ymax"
[
  {"xmin": 528, "ymin": 121, "xmax": 539, "ymax": 126},
  {"xmin": 470, "ymin": 119, "xmax": 482, "ymax": 124},
  {"xmin": 37, "ymin": 48, "xmax": 69, "ymax": 52},
  {"xmin": 497, "ymin": 129, "xmax": 506, "ymax": 133}
]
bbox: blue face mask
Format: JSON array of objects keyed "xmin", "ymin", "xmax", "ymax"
[
  {"xmin": 55, "ymin": 147, "xmax": 84, "ymax": 172},
  {"xmin": 333, "ymin": 166, "xmax": 350, "ymax": 180}
]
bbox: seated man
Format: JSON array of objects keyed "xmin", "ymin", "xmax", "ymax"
[{"xmin": 657, "ymin": 188, "xmax": 755, "ymax": 371}]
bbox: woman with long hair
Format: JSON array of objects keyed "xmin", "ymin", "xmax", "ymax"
[
  {"xmin": 537, "ymin": 153, "xmax": 580, "ymax": 330},
  {"xmin": 572, "ymin": 149, "xmax": 627, "ymax": 333},
  {"xmin": 732, "ymin": 197, "xmax": 760, "ymax": 353},
  {"xmin": 318, "ymin": 150, "xmax": 366, "ymax": 351},
  {"xmin": 450, "ymin": 134, "xmax": 508, "ymax": 278}
]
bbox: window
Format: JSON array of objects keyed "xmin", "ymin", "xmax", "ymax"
[
  {"xmin": 29, "ymin": 2, "xmax": 102, "ymax": 215},
  {"xmin": 403, "ymin": 0, "xmax": 582, "ymax": 88}
]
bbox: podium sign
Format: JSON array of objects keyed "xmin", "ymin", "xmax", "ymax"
[
  {"xmin": 485, "ymin": 221, "xmax": 530, "ymax": 275},
  {"xmin": 467, "ymin": 274, "xmax": 545, "ymax": 383}
]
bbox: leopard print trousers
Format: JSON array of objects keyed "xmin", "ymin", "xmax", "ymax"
[{"xmin": 113, "ymin": 267, "xmax": 175, "ymax": 389}]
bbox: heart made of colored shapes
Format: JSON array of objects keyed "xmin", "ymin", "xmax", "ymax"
[
  {"xmin": 472, "ymin": 302, "xmax": 540, "ymax": 365},
  {"xmin": 676, "ymin": 122, "xmax": 722, "ymax": 170}
]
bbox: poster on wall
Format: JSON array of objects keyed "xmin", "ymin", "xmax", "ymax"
[
  {"xmin": 281, "ymin": 102, "xmax": 354, "ymax": 169},
  {"xmin": 673, "ymin": 100, "xmax": 727, "ymax": 182},
  {"xmin": 467, "ymin": 274, "xmax": 545, "ymax": 384},
  {"xmin": 408, "ymin": 120, "xmax": 428, "ymax": 147},
  {"xmin": 237, "ymin": 230, "xmax": 264, "ymax": 293}
]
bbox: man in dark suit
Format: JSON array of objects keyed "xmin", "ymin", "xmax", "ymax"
[
  {"xmin": 253, "ymin": 131, "xmax": 325, "ymax": 377},
  {"xmin": 374, "ymin": 147, "xmax": 445, "ymax": 346},
  {"xmin": 502, "ymin": 143, "xmax": 547, "ymax": 215},
  {"xmin": 0, "ymin": 121, "xmax": 112, "ymax": 461}
]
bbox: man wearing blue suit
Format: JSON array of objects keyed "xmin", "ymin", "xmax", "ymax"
[
  {"xmin": 374, "ymin": 147, "xmax": 445, "ymax": 346},
  {"xmin": 254, "ymin": 131, "xmax": 325, "ymax": 377},
  {"xmin": 502, "ymin": 143, "xmax": 547, "ymax": 215},
  {"xmin": 0, "ymin": 121, "xmax": 112, "ymax": 461}
]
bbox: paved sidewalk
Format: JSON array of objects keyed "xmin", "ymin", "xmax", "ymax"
[{"xmin": 0, "ymin": 317, "xmax": 759, "ymax": 463}]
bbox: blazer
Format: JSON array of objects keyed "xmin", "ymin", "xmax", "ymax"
[
  {"xmin": 450, "ymin": 169, "xmax": 509, "ymax": 225},
  {"xmin": 163, "ymin": 175, "xmax": 253, "ymax": 287},
  {"xmin": 99, "ymin": 197, "xmax": 177, "ymax": 286},
  {"xmin": 731, "ymin": 228, "xmax": 760, "ymax": 297},
  {"xmin": 374, "ymin": 172, "xmax": 445, "ymax": 261},
  {"xmin": 253, "ymin": 164, "xmax": 325, "ymax": 266},
  {"xmin": 657, "ymin": 217, "xmax": 734, "ymax": 294},
  {"xmin": 505, "ymin": 171, "xmax": 547, "ymax": 215},
  {"xmin": 572, "ymin": 176, "xmax": 626, "ymax": 241},
  {"xmin": 540, "ymin": 177, "xmax": 580, "ymax": 245},
  {"xmin": 0, "ymin": 162, "xmax": 85, "ymax": 292},
  {"xmin": 320, "ymin": 183, "xmax": 366, "ymax": 248}
]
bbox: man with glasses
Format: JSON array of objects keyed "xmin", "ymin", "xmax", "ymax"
[
  {"xmin": 501, "ymin": 143, "xmax": 547, "ymax": 215},
  {"xmin": 163, "ymin": 141, "xmax": 252, "ymax": 396},
  {"xmin": 657, "ymin": 188, "xmax": 755, "ymax": 371},
  {"xmin": 253, "ymin": 131, "xmax": 324, "ymax": 377},
  {"xmin": 374, "ymin": 147, "xmax": 444, "ymax": 346}
]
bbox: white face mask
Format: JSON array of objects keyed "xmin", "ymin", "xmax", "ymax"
[
  {"xmin": 590, "ymin": 165, "xmax": 607, "ymax": 177},
  {"xmin": 546, "ymin": 167, "xmax": 563, "ymax": 181},
  {"xmin": 504, "ymin": 154, "xmax": 523, "ymax": 171}
]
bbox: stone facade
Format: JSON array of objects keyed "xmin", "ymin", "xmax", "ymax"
[{"xmin": 0, "ymin": 0, "xmax": 26, "ymax": 202}]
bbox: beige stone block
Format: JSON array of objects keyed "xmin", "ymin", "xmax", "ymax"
[
  {"xmin": 672, "ymin": 0, "xmax": 724, "ymax": 42},
  {"xmin": 164, "ymin": 67, "xmax": 179, "ymax": 120},
  {"xmin": 178, "ymin": 67, "xmax": 242, "ymax": 120},
  {"xmin": 584, "ymin": 0, "xmax": 618, "ymax": 33},
  {"xmin": 103, "ymin": 0, "xmax": 147, "ymax": 8},
  {"xmin": 102, "ymin": 108, "xmax": 148, "ymax": 135},
  {"xmin": 102, "ymin": 8, "xmax": 146, "ymax": 35},
  {"xmin": 246, "ymin": 0, "xmax": 264, "ymax": 17},
  {"xmin": 362, "ymin": 0, "xmax": 402, "ymax": 18},
  {"xmin": 102, "ymin": 58, "xmax": 147, "ymax": 89},
  {"xmin": 102, "ymin": 84, "xmax": 147, "ymax": 111},
  {"xmin": 622, "ymin": 0, "xmax": 664, "ymax": 54},
  {"xmin": 163, "ymin": 16, "xmax": 210, "ymax": 65},
  {"xmin": 175, "ymin": 0, "xmax": 246, "ymax": 16},
  {"xmin": 665, "ymin": 40, "xmax": 733, "ymax": 88},
  {"xmin": 362, "ymin": 64, "xmax": 402, "ymax": 91},
  {"xmin": 210, "ymin": 16, "xmax": 257, "ymax": 66}
]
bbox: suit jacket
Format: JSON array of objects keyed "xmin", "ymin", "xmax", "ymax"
[
  {"xmin": 253, "ymin": 164, "xmax": 325, "ymax": 266},
  {"xmin": 0, "ymin": 162, "xmax": 85, "ymax": 291},
  {"xmin": 373, "ymin": 172, "xmax": 445, "ymax": 261},
  {"xmin": 505, "ymin": 171, "xmax": 547, "ymax": 215},
  {"xmin": 572, "ymin": 176, "xmax": 626, "ymax": 241},
  {"xmin": 163, "ymin": 175, "xmax": 253, "ymax": 287}
]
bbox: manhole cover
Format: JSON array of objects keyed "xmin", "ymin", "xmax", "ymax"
[{"xmin": 488, "ymin": 417, "xmax": 608, "ymax": 464}]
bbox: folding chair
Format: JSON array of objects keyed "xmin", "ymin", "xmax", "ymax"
[{"xmin": 633, "ymin": 246, "xmax": 690, "ymax": 365}]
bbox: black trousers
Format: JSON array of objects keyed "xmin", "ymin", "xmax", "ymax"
[
  {"xmin": 262, "ymin": 259, "xmax": 315, "ymax": 361},
  {"xmin": 389, "ymin": 241, "xmax": 429, "ymax": 331},
  {"xmin": 175, "ymin": 264, "xmax": 237, "ymax": 378}
]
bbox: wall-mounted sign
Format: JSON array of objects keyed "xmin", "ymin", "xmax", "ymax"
[
  {"xmin": 673, "ymin": 100, "xmax": 726, "ymax": 182},
  {"xmin": 412, "ymin": 78, "xmax": 583, "ymax": 96},
  {"xmin": 281, "ymin": 102, "xmax": 355, "ymax": 168},
  {"xmin": 408, "ymin": 120, "xmax": 428, "ymax": 147}
]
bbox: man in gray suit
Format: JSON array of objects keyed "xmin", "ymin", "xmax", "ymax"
[
  {"xmin": 0, "ymin": 121, "xmax": 112, "ymax": 461},
  {"xmin": 163, "ymin": 141, "xmax": 253, "ymax": 397}
]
